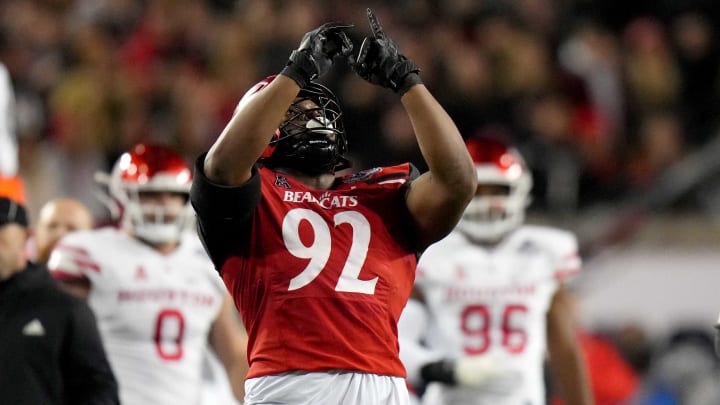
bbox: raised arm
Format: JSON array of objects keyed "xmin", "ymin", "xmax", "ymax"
[
  {"xmin": 203, "ymin": 23, "xmax": 354, "ymax": 186},
  {"xmin": 203, "ymin": 76, "xmax": 299, "ymax": 186},
  {"xmin": 353, "ymin": 9, "xmax": 476, "ymax": 249},
  {"xmin": 401, "ymin": 86, "xmax": 476, "ymax": 249}
]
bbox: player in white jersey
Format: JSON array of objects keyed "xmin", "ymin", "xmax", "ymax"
[
  {"xmin": 47, "ymin": 143, "xmax": 247, "ymax": 405},
  {"xmin": 398, "ymin": 136, "xmax": 593, "ymax": 405}
]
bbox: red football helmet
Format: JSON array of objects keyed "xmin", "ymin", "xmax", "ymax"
[
  {"xmin": 108, "ymin": 143, "xmax": 193, "ymax": 244},
  {"xmin": 458, "ymin": 136, "xmax": 533, "ymax": 241}
]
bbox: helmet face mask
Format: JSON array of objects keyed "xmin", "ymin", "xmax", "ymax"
[
  {"xmin": 269, "ymin": 82, "xmax": 349, "ymax": 175},
  {"xmin": 238, "ymin": 76, "xmax": 350, "ymax": 175},
  {"xmin": 109, "ymin": 144, "xmax": 193, "ymax": 244},
  {"xmin": 457, "ymin": 137, "xmax": 532, "ymax": 242}
]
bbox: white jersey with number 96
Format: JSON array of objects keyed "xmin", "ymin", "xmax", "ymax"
[{"xmin": 413, "ymin": 225, "xmax": 581, "ymax": 405}]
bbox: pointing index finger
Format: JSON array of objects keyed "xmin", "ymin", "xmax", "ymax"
[{"xmin": 367, "ymin": 8, "xmax": 386, "ymax": 40}]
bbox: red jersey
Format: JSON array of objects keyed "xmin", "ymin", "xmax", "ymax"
[{"xmin": 191, "ymin": 161, "xmax": 419, "ymax": 379}]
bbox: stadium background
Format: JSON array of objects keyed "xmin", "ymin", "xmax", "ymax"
[{"xmin": 3, "ymin": 0, "xmax": 720, "ymax": 400}]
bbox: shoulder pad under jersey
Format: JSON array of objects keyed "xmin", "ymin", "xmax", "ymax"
[{"xmin": 512, "ymin": 225, "xmax": 582, "ymax": 280}]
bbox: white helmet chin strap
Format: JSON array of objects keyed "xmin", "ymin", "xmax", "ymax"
[
  {"xmin": 457, "ymin": 175, "xmax": 531, "ymax": 242},
  {"xmin": 134, "ymin": 223, "xmax": 184, "ymax": 244},
  {"xmin": 457, "ymin": 207, "xmax": 524, "ymax": 242},
  {"xmin": 123, "ymin": 201, "xmax": 191, "ymax": 245}
]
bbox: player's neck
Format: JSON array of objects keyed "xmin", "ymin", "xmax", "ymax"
[
  {"xmin": 152, "ymin": 241, "xmax": 179, "ymax": 255},
  {"xmin": 276, "ymin": 167, "xmax": 336, "ymax": 190},
  {"xmin": 463, "ymin": 232, "xmax": 505, "ymax": 248},
  {"xmin": 477, "ymin": 239, "xmax": 502, "ymax": 248}
]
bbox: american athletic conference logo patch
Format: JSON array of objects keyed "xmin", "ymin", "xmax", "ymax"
[{"xmin": 274, "ymin": 175, "xmax": 291, "ymax": 189}]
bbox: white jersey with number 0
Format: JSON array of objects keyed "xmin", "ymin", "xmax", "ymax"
[
  {"xmin": 48, "ymin": 227, "xmax": 226, "ymax": 405},
  {"xmin": 411, "ymin": 225, "xmax": 581, "ymax": 405}
]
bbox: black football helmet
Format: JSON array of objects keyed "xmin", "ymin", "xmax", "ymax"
[{"xmin": 237, "ymin": 75, "xmax": 350, "ymax": 175}]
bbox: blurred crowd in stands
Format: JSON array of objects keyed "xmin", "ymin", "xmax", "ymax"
[
  {"xmin": 3, "ymin": 0, "xmax": 720, "ymax": 220},
  {"xmin": 3, "ymin": 1, "xmax": 720, "ymax": 404}
]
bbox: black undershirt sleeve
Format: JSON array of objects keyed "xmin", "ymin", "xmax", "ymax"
[{"xmin": 189, "ymin": 153, "xmax": 262, "ymax": 271}]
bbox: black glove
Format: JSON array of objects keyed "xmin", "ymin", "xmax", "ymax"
[
  {"xmin": 420, "ymin": 359, "xmax": 457, "ymax": 385},
  {"xmin": 280, "ymin": 22, "xmax": 354, "ymax": 88},
  {"xmin": 352, "ymin": 8, "xmax": 422, "ymax": 95}
]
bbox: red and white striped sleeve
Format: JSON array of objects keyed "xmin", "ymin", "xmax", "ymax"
[{"xmin": 47, "ymin": 236, "xmax": 101, "ymax": 283}]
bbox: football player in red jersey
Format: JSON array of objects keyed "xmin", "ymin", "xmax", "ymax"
[{"xmin": 190, "ymin": 9, "xmax": 476, "ymax": 405}]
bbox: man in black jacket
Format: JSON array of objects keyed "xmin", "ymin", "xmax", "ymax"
[{"xmin": 0, "ymin": 195, "xmax": 119, "ymax": 405}]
